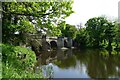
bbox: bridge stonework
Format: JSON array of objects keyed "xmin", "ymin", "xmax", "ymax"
[
  {"xmin": 67, "ymin": 37, "xmax": 72, "ymax": 48},
  {"xmin": 41, "ymin": 36, "xmax": 73, "ymax": 50},
  {"xmin": 57, "ymin": 37, "xmax": 64, "ymax": 49}
]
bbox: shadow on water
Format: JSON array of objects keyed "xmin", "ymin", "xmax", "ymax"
[{"xmin": 35, "ymin": 49, "xmax": 120, "ymax": 78}]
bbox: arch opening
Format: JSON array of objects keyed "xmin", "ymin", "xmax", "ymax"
[
  {"xmin": 50, "ymin": 41, "xmax": 57, "ymax": 49},
  {"xmin": 64, "ymin": 40, "xmax": 68, "ymax": 48}
]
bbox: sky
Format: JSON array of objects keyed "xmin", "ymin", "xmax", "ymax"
[{"xmin": 65, "ymin": 0, "xmax": 120, "ymax": 27}]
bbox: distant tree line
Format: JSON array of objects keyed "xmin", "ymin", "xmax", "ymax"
[{"xmin": 75, "ymin": 17, "xmax": 120, "ymax": 51}]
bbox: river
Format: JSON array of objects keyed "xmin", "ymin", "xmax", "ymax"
[{"xmin": 35, "ymin": 49, "xmax": 120, "ymax": 78}]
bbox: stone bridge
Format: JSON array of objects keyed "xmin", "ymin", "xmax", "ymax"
[
  {"xmin": 31, "ymin": 34, "xmax": 73, "ymax": 50},
  {"xmin": 42, "ymin": 35, "xmax": 73, "ymax": 50}
]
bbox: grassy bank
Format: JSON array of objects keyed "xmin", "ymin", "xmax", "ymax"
[{"xmin": 1, "ymin": 44, "xmax": 44, "ymax": 78}]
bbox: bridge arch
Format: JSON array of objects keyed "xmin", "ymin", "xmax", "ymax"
[
  {"xmin": 64, "ymin": 40, "xmax": 67, "ymax": 47},
  {"xmin": 50, "ymin": 41, "xmax": 57, "ymax": 49}
]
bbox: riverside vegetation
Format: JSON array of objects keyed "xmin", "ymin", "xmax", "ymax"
[
  {"xmin": 2, "ymin": 2, "xmax": 74, "ymax": 78},
  {"xmin": 1, "ymin": 1, "xmax": 120, "ymax": 78},
  {"xmin": 1, "ymin": 44, "xmax": 44, "ymax": 78}
]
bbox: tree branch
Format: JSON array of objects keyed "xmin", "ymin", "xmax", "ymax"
[{"xmin": 2, "ymin": 11, "xmax": 52, "ymax": 17}]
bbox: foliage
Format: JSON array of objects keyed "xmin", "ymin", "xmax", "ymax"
[
  {"xmin": 74, "ymin": 16, "xmax": 120, "ymax": 51},
  {"xmin": 114, "ymin": 22, "xmax": 120, "ymax": 51},
  {"xmin": 46, "ymin": 25, "xmax": 62, "ymax": 37},
  {"xmin": 85, "ymin": 17, "xmax": 108, "ymax": 48},
  {"xmin": 75, "ymin": 28, "xmax": 88, "ymax": 48},
  {"xmin": 1, "ymin": 44, "xmax": 44, "ymax": 78},
  {"xmin": 58, "ymin": 21, "xmax": 77, "ymax": 39},
  {"xmin": 104, "ymin": 21, "xmax": 116, "ymax": 50},
  {"xmin": 2, "ymin": 2, "xmax": 74, "ymax": 45}
]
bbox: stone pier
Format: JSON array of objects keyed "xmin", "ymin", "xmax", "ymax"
[
  {"xmin": 57, "ymin": 36, "xmax": 64, "ymax": 49},
  {"xmin": 67, "ymin": 37, "xmax": 72, "ymax": 48}
]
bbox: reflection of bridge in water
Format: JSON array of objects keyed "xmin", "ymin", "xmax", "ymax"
[
  {"xmin": 36, "ymin": 49, "xmax": 73, "ymax": 78},
  {"xmin": 31, "ymin": 34, "xmax": 73, "ymax": 50}
]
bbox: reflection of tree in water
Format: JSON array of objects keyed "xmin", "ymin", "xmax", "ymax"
[
  {"xmin": 75, "ymin": 49, "xmax": 120, "ymax": 78},
  {"xmin": 36, "ymin": 49, "xmax": 77, "ymax": 78},
  {"xmin": 74, "ymin": 49, "xmax": 90, "ymax": 65},
  {"xmin": 38, "ymin": 51, "xmax": 52, "ymax": 65},
  {"xmin": 54, "ymin": 49, "xmax": 77, "ymax": 69},
  {"xmin": 36, "ymin": 49, "xmax": 120, "ymax": 78},
  {"xmin": 36, "ymin": 50, "xmax": 57, "ymax": 65},
  {"xmin": 54, "ymin": 55, "xmax": 76, "ymax": 69}
]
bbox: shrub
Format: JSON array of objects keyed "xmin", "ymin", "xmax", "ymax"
[{"xmin": 1, "ymin": 44, "xmax": 44, "ymax": 78}]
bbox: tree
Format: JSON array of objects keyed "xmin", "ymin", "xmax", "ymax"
[
  {"xmin": 85, "ymin": 17, "xmax": 109, "ymax": 48},
  {"xmin": 2, "ymin": 2, "xmax": 74, "ymax": 45},
  {"xmin": 58, "ymin": 21, "xmax": 77, "ymax": 39},
  {"xmin": 75, "ymin": 28, "xmax": 88, "ymax": 48},
  {"xmin": 113, "ymin": 22, "xmax": 120, "ymax": 50},
  {"xmin": 104, "ymin": 21, "xmax": 116, "ymax": 50}
]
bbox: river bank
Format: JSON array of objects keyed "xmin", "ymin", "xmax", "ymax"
[{"xmin": 1, "ymin": 44, "xmax": 44, "ymax": 78}]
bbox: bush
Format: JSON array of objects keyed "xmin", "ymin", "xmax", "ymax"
[{"xmin": 1, "ymin": 44, "xmax": 44, "ymax": 78}]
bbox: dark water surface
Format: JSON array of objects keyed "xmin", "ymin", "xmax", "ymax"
[{"xmin": 35, "ymin": 49, "xmax": 120, "ymax": 78}]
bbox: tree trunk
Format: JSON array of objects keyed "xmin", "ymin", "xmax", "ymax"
[{"xmin": 108, "ymin": 39, "xmax": 112, "ymax": 51}]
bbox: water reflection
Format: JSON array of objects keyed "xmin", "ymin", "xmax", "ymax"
[{"xmin": 36, "ymin": 49, "xmax": 120, "ymax": 78}]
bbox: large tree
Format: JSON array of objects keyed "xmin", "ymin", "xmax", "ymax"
[
  {"xmin": 85, "ymin": 17, "xmax": 117, "ymax": 50},
  {"xmin": 2, "ymin": 2, "xmax": 74, "ymax": 44},
  {"xmin": 85, "ymin": 17, "xmax": 108, "ymax": 47}
]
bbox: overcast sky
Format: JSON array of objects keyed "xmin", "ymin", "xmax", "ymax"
[{"xmin": 65, "ymin": 0, "xmax": 119, "ymax": 26}]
